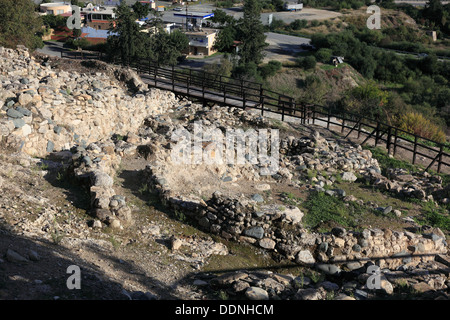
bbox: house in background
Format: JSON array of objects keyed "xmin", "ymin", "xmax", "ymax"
[
  {"xmin": 138, "ymin": 1, "xmax": 157, "ymax": 10},
  {"xmin": 39, "ymin": 2, "xmax": 72, "ymax": 15},
  {"xmin": 80, "ymin": 26, "xmax": 117, "ymax": 43},
  {"xmin": 82, "ymin": 4, "xmax": 116, "ymax": 30},
  {"xmin": 331, "ymin": 56, "xmax": 344, "ymax": 67},
  {"xmin": 284, "ymin": 1, "xmax": 303, "ymax": 12},
  {"xmin": 183, "ymin": 29, "xmax": 218, "ymax": 57}
]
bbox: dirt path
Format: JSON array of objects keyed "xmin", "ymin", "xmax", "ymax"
[{"xmin": 0, "ymin": 151, "xmax": 226, "ymax": 300}]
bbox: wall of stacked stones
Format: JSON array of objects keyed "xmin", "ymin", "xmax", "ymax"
[
  {"xmin": 0, "ymin": 46, "xmax": 178, "ymax": 157},
  {"xmin": 0, "ymin": 46, "xmax": 181, "ymax": 230},
  {"xmin": 143, "ymin": 141, "xmax": 448, "ymax": 271}
]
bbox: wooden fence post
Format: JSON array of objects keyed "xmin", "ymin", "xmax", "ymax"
[
  {"xmin": 289, "ymin": 97, "xmax": 294, "ymax": 119},
  {"xmin": 437, "ymin": 144, "xmax": 443, "ymax": 173},
  {"xmin": 172, "ymin": 65, "xmax": 175, "ymax": 91},
  {"xmin": 393, "ymin": 128, "xmax": 398, "ymax": 156},
  {"xmin": 412, "ymin": 135, "xmax": 418, "ymax": 164},
  {"xmin": 327, "ymin": 107, "xmax": 331, "ymax": 130},
  {"xmin": 224, "ymin": 85, "xmax": 226, "ymax": 104},
  {"xmin": 312, "ymin": 105, "xmax": 315, "ymax": 125},
  {"xmin": 387, "ymin": 126, "xmax": 392, "ymax": 155},
  {"xmin": 260, "ymin": 86, "xmax": 264, "ymax": 116},
  {"xmin": 375, "ymin": 121, "xmax": 380, "ymax": 146}
]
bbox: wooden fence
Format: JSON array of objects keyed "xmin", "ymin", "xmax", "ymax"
[{"xmin": 60, "ymin": 51, "xmax": 450, "ymax": 173}]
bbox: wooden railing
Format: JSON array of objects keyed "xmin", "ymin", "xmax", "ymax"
[{"xmin": 60, "ymin": 51, "xmax": 450, "ymax": 173}]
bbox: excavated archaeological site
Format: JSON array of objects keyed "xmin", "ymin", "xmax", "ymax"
[{"xmin": 0, "ymin": 46, "xmax": 449, "ymax": 300}]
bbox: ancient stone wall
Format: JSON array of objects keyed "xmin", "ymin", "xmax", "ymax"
[{"xmin": 0, "ymin": 46, "xmax": 178, "ymax": 157}]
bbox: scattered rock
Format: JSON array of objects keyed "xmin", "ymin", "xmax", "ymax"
[
  {"xmin": 245, "ymin": 287, "xmax": 269, "ymax": 300},
  {"xmin": 296, "ymin": 250, "xmax": 315, "ymax": 265},
  {"xmin": 5, "ymin": 249, "xmax": 28, "ymax": 263},
  {"xmin": 341, "ymin": 172, "xmax": 358, "ymax": 182},
  {"xmin": 259, "ymin": 238, "xmax": 276, "ymax": 250}
]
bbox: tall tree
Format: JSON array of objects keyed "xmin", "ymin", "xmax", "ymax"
[
  {"xmin": 0, "ymin": 0, "xmax": 43, "ymax": 50},
  {"xmin": 211, "ymin": 9, "xmax": 235, "ymax": 26},
  {"xmin": 214, "ymin": 25, "xmax": 236, "ymax": 52},
  {"xmin": 132, "ymin": 1, "xmax": 151, "ymax": 20},
  {"xmin": 107, "ymin": 2, "xmax": 147, "ymax": 65},
  {"xmin": 423, "ymin": 0, "xmax": 444, "ymax": 29},
  {"xmin": 237, "ymin": 0, "xmax": 267, "ymax": 65},
  {"xmin": 148, "ymin": 29, "xmax": 189, "ymax": 66}
]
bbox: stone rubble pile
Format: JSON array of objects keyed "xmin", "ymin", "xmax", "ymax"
[
  {"xmin": 191, "ymin": 254, "xmax": 450, "ymax": 300},
  {"xmin": 364, "ymin": 167, "xmax": 450, "ymax": 204},
  {"xmin": 0, "ymin": 46, "xmax": 178, "ymax": 157},
  {"xmin": 139, "ymin": 106, "xmax": 449, "ymax": 282}
]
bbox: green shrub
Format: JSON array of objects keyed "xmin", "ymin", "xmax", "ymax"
[
  {"xmin": 396, "ymin": 112, "xmax": 447, "ymax": 143},
  {"xmin": 258, "ymin": 60, "xmax": 282, "ymax": 79},
  {"xmin": 290, "ymin": 19, "xmax": 308, "ymax": 30},
  {"xmin": 297, "ymin": 55, "xmax": 317, "ymax": 70},
  {"xmin": 314, "ymin": 48, "xmax": 333, "ymax": 63}
]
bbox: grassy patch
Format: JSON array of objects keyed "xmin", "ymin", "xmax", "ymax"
[
  {"xmin": 336, "ymin": 181, "xmax": 418, "ymax": 213},
  {"xmin": 364, "ymin": 146, "xmax": 449, "ymax": 187},
  {"xmin": 301, "ymin": 191, "xmax": 366, "ymax": 232},
  {"xmin": 320, "ymin": 63, "xmax": 348, "ymax": 70},
  {"xmin": 414, "ymin": 201, "xmax": 450, "ymax": 232},
  {"xmin": 203, "ymin": 238, "xmax": 279, "ymax": 273},
  {"xmin": 364, "ymin": 146, "xmax": 421, "ymax": 176}
]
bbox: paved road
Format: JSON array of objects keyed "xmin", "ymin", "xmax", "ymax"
[
  {"xmin": 178, "ymin": 32, "xmax": 310, "ymax": 69},
  {"xmin": 36, "ymin": 41, "xmax": 67, "ymax": 58},
  {"xmin": 264, "ymin": 32, "xmax": 310, "ymax": 63},
  {"xmin": 394, "ymin": 0, "xmax": 449, "ymax": 6},
  {"xmin": 141, "ymin": 2, "xmax": 341, "ymax": 25}
]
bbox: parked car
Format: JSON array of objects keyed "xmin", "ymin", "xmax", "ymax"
[
  {"xmin": 300, "ymin": 43, "xmax": 315, "ymax": 51},
  {"xmin": 173, "ymin": 7, "xmax": 183, "ymax": 11}
]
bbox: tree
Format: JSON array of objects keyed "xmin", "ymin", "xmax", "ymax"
[
  {"xmin": 72, "ymin": 28, "xmax": 82, "ymax": 39},
  {"xmin": 340, "ymin": 81, "xmax": 389, "ymax": 120},
  {"xmin": 204, "ymin": 57, "xmax": 233, "ymax": 80},
  {"xmin": 423, "ymin": 0, "xmax": 444, "ymax": 29},
  {"xmin": 211, "ymin": 9, "xmax": 235, "ymax": 26},
  {"xmin": 271, "ymin": 0, "xmax": 285, "ymax": 12},
  {"xmin": 0, "ymin": 0, "xmax": 44, "ymax": 50},
  {"xmin": 107, "ymin": 2, "xmax": 147, "ymax": 65},
  {"xmin": 375, "ymin": 0, "xmax": 395, "ymax": 9},
  {"xmin": 42, "ymin": 14, "xmax": 68, "ymax": 29},
  {"xmin": 232, "ymin": 61, "xmax": 262, "ymax": 82},
  {"xmin": 71, "ymin": 0, "xmax": 85, "ymax": 7},
  {"xmin": 300, "ymin": 75, "xmax": 328, "ymax": 105},
  {"xmin": 146, "ymin": 28, "xmax": 189, "ymax": 66},
  {"xmin": 213, "ymin": 25, "xmax": 236, "ymax": 52},
  {"xmin": 258, "ymin": 60, "xmax": 282, "ymax": 79},
  {"xmin": 290, "ymin": 19, "xmax": 308, "ymax": 30},
  {"xmin": 419, "ymin": 54, "xmax": 438, "ymax": 75},
  {"xmin": 132, "ymin": 1, "xmax": 151, "ymax": 20},
  {"xmin": 237, "ymin": 0, "xmax": 267, "ymax": 65}
]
